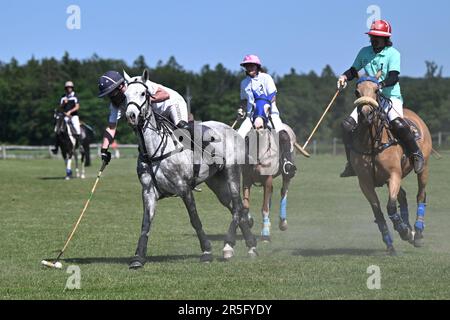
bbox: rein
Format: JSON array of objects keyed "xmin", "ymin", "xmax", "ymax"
[
  {"xmin": 352, "ymin": 94, "xmax": 397, "ymax": 157},
  {"xmin": 127, "ymin": 80, "xmax": 184, "ymax": 196},
  {"xmin": 353, "ymin": 93, "xmax": 398, "ymax": 182}
]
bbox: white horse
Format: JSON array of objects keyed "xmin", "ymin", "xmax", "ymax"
[{"xmin": 124, "ymin": 69, "xmax": 257, "ymax": 268}]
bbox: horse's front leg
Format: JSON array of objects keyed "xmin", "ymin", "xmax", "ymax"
[
  {"xmin": 129, "ymin": 173, "xmax": 158, "ymax": 269},
  {"xmin": 224, "ymin": 165, "xmax": 257, "ymax": 259},
  {"xmin": 242, "ymin": 170, "xmax": 254, "ymax": 228},
  {"xmin": 74, "ymin": 150, "xmax": 80, "ymax": 178},
  {"xmin": 80, "ymin": 154, "xmax": 85, "ymax": 179},
  {"xmin": 387, "ymin": 173, "xmax": 413, "ymax": 242},
  {"xmin": 65, "ymin": 156, "xmax": 73, "ymax": 180},
  {"xmin": 358, "ymin": 176, "xmax": 396, "ymax": 255},
  {"xmin": 279, "ymin": 175, "xmax": 290, "ymax": 231},
  {"xmin": 261, "ymin": 175, "xmax": 273, "ymax": 242},
  {"xmin": 181, "ymin": 189, "xmax": 213, "ymax": 262}
]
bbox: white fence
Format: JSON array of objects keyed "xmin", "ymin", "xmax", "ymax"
[
  {"xmin": 1, "ymin": 131, "xmax": 449, "ymax": 160},
  {"xmin": 0, "ymin": 144, "xmax": 139, "ymax": 160}
]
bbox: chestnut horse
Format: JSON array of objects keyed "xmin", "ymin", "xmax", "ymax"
[{"xmin": 350, "ymin": 77, "xmax": 432, "ymax": 255}]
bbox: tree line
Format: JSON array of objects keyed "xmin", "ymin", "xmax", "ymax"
[{"xmin": 0, "ymin": 52, "xmax": 448, "ymax": 145}]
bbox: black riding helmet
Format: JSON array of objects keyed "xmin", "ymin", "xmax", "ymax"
[{"xmin": 98, "ymin": 70, "xmax": 125, "ymax": 98}]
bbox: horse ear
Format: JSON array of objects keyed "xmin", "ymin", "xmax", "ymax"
[
  {"xmin": 123, "ymin": 69, "xmax": 132, "ymax": 82},
  {"xmin": 141, "ymin": 68, "xmax": 150, "ymax": 82}
]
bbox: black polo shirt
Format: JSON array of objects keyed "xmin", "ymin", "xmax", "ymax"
[{"xmin": 60, "ymin": 91, "xmax": 79, "ymax": 116}]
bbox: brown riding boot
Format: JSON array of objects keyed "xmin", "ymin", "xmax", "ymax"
[{"xmin": 390, "ymin": 118, "xmax": 425, "ymax": 174}]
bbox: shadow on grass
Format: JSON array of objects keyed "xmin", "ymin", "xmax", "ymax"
[
  {"xmin": 184, "ymin": 233, "xmax": 279, "ymax": 243},
  {"xmin": 292, "ymin": 248, "xmax": 386, "ymax": 257},
  {"xmin": 62, "ymin": 254, "xmax": 200, "ymax": 265},
  {"xmin": 38, "ymin": 177, "xmax": 66, "ymax": 180}
]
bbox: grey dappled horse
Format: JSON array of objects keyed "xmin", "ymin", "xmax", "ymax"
[{"xmin": 124, "ymin": 70, "xmax": 257, "ymax": 268}]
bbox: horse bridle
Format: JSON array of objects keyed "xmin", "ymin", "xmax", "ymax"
[{"xmin": 126, "ymin": 80, "xmax": 153, "ymax": 114}]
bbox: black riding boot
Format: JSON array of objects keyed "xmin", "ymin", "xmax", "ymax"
[
  {"xmin": 390, "ymin": 118, "xmax": 424, "ymax": 174},
  {"xmin": 340, "ymin": 116, "xmax": 357, "ymax": 177},
  {"xmin": 279, "ymin": 130, "xmax": 296, "ymax": 178}
]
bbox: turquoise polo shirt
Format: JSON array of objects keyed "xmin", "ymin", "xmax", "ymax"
[{"xmin": 352, "ymin": 46, "xmax": 403, "ymax": 102}]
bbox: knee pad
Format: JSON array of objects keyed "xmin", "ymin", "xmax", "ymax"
[
  {"xmin": 176, "ymin": 120, "xmax": 189, "ymax": 130},
  {"xmin": 390, "ymin": 118, "xmax": 411, "ymax": 139},
  {"xmin": 390, "ymin": 117, "xmax": 407, "ymax": 130},
  {"xmin": 278, "ymin": 130, "xmax": 290, "ymax": 143}
]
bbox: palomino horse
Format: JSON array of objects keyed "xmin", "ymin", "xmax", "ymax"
[
  {"xmin": 242, "ymin": 99, "xmax": 296, "ymax": 241},
  {"xmin": 54, "ymin": 111, "xmax": 89, "ymax": 179},
  {"xmin": 350, "ymin": 77, "xmax": 431, "ymax": 254},
  {"xmin": 124, "ymin": 70, "xmax": 257, "ymax": 268}
]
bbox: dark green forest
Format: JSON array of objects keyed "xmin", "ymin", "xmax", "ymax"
[{"xmin": 1, "ymin": 53, "xmax": 449, "ymax": 145}]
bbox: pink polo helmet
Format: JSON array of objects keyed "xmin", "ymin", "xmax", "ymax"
[{"xmin": 240, "ymin": 54, "xmax": 262, "ymax": 67}]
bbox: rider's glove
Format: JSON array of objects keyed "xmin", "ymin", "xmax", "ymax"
[
  {"xmin": 337, "ymin": 75, "xmax": 348, "ymax": 90},
  {"xmin": 101, "ymin": 148, "xmax": 112, "ymax": 165},
  {"xmin": 237, "ymin": 108, "xmax": 246, "ymax": 119}
]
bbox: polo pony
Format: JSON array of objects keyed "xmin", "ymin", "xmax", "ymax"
[{"xmin": 349, "ymin": 74, "xmax": 431, "ymax": 255}]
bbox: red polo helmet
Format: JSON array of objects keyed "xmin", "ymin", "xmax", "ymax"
[{"xmin": 366, "ymin": 20, "xmax": 392, "ymax": 37}]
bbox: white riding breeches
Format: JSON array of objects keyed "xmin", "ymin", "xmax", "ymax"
[
  {"xmin": 154, "ymin": 99, "xmax": 188, "ymax": 126},
  {"xmin": 65, "ymin": 115, "xmax": 81, "ymax": 135},
  {"xmin": 237, "ymin": 103, "xmax": 284, "ymax": 138},
  {"xmin": 350, "ymin": 97, "xmax": 403, "ymax": 124}
]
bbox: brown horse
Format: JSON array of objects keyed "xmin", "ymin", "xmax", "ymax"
[
  {"xmin": 242, "ymin": 117, "xmax": 296, "ymax": 242},
  {"xmin": 350, "ymin": 77, "xmax": 432, "ymax": 254}
]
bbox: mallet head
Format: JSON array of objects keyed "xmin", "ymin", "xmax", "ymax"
[{"xmin": 41, "ymin": 260, "xmax": 62, "ymax": 269}]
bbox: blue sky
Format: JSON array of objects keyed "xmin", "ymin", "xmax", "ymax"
[{"xmin": 1, "ymin": 0, "xmax": 449, "ymax": 77}]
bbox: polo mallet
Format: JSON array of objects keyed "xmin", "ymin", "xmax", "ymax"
[
  {"xmin": 41, "ymin": 161, "xmax": 108, "ymax": 269},
  {"xmin": 301, "ymin": 89, "xmax": 341, "ymax": 151},
  {"xmin": 431, "ymin": 148, "xmax": 442, "ymax": 160},
  {"xmin": 231, "ymin": 114, "xmax": 241, "ymax": 129}
]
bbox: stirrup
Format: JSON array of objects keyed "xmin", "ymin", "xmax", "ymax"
[{"xmin": 340, "ymin": 162, "xmax": 356, "ymax": 177}]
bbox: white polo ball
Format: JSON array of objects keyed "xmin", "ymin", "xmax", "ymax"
[{"xmin": 54, "ymin": 262, "xmax": 62, "ymax": 269}]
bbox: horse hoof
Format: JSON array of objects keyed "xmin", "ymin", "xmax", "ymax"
[
  {"xmin": 222, "ymin": 244, "xmax": 234, "ymax": 260},
  {"xmin": 414, "ymin": 230, "xmax": 424, "ymax": 247},
  {"xmin": 247, "ymin": 247, "xmax": 258, "ymax": 258},
  {"xmin": 279, "ymin": 219, "xmax": 288, "ymax": 231},
  {"xmin": 65, "ymin": 176, "xmax": 71, "ymax": 181},
  {"xmin": 200, "ymin": 252, "xmax": 213, "ymax": 263},
  {"xmin": 260, "ymin": 235, "xmax": 271, "ymax": 242},
  {"xmin": 387, "ymin": 246, "xmax": 397, "ymax": 256},
  {"xmin": 400, "ymin": 228, "xmax": 413, "ymax": 242},
  {"xmin": 129, "ymin": 256, "xmax": 145, "ymax": 269},
  {"xmin": 414, "ymin": 238, "xmax": 424, "ymax": 248},
  {"xmin": 129, "ymin": 261, "xmax": 144, "ymax": 269}
]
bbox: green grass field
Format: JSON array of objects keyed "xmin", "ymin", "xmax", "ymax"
[{"xmin": 1, "ymin": 154, "xmax": 449, "ymax": 300}]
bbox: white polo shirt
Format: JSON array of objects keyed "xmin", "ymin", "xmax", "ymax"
[{"xmin": 240, "ymin": 72, "xmax": 277, "ymax": 114}]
